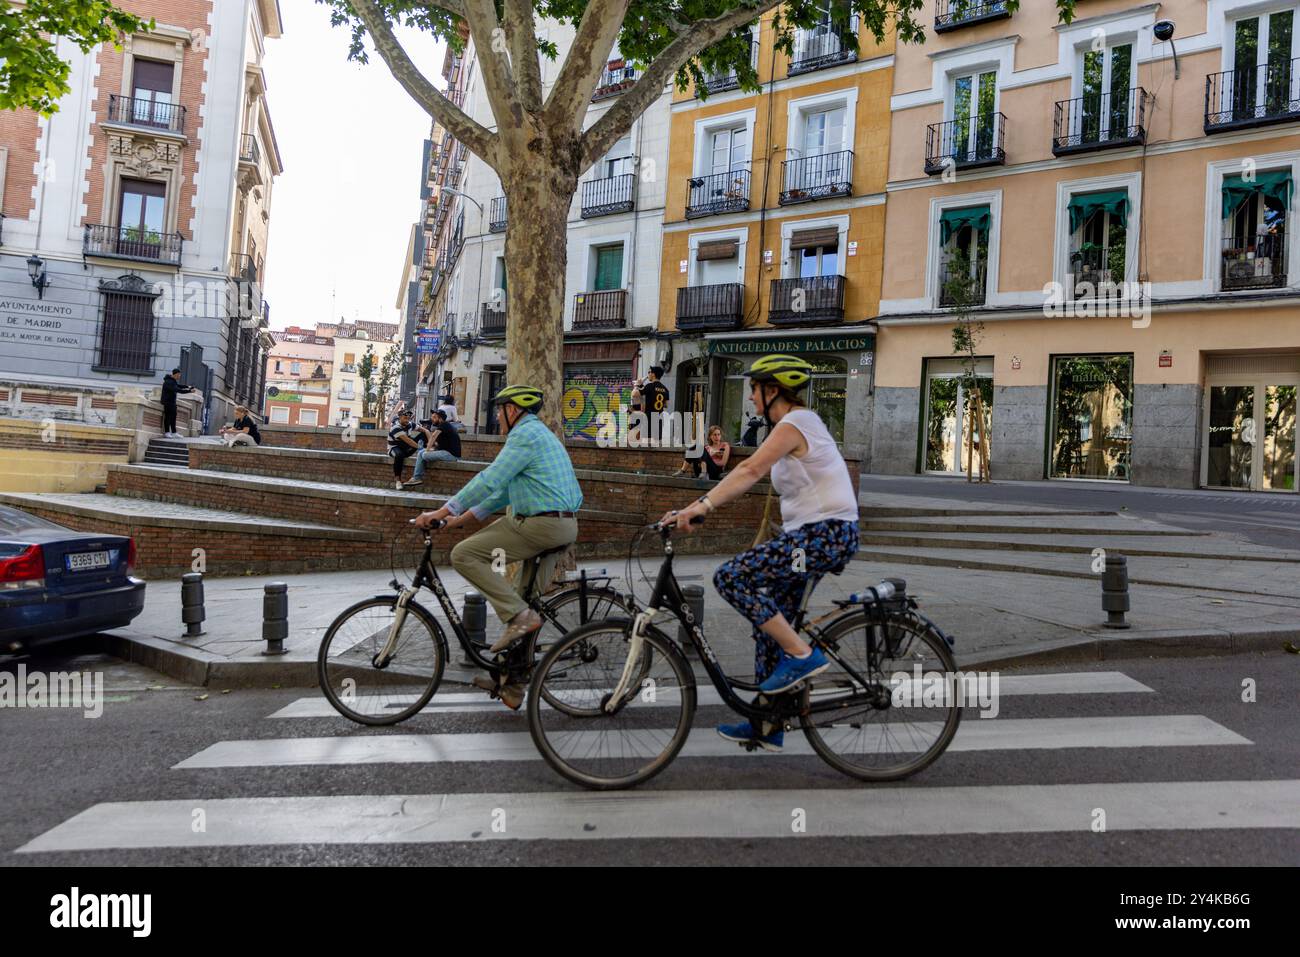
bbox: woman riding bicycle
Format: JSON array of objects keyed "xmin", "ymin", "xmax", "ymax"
[{"xmin": 662, "ymin": 354, "xmax": 859, "ymax": 752}]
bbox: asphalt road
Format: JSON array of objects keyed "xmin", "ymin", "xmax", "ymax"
[
  {"xmin": 2, "ymin": 644, "xmax": 1297, "ymax": 866},
  {"xmin": 860, "ymin": 475, "xmax": 1300, "ymax": 551}
]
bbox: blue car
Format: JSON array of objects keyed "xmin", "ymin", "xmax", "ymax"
[{"xmin": 0, "ymin": 505, "xmax": 146, "ymax": 653}]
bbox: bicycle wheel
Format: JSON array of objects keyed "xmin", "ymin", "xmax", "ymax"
[
  {"xmin": 317, "ymin": 596, "xmax": 447, "ymax": 726},
  {"xmin": 800, "ymin": 608, "xmax": 962, "ymax": 782},
  {"xmin": 532, "ymin": 586, "xmax": 640, "ymax": 717},
  {"xmin": 528, "ymin": 619, "xmax": 696, "ymax": 790}
]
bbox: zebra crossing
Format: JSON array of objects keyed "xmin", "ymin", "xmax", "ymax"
[{"xmin": 15, "ymin": 669, "xmax": 1300, "ymax": 854}]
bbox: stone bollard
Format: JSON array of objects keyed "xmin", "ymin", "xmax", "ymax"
[
  {"xmin": 180, "ymin": 572, "xmax": 205, "ymax": 638},
  {"xmin": 678, "ymin": 584, "xmax": 706, "ymax": 656},
  {"xmin": 1102, "ymin": 554, "xmax": 1131, "ymax": 630},
  {"xmin": 262, "ymin": 582, "xmax": 289, "ymax": 655},
  {"xmin": 460, "ymin": 591, "xmax": 488, "ymax": 665}
]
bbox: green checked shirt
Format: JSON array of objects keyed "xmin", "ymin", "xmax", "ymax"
[{"xmin": 447, "ymin": 413, "xmax": 583, "ymax": 520}]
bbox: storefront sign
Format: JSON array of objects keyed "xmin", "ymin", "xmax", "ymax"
[
  {"xmin": 1159, "ymin": 353, "xmax": 1173, "ymax": 368},
  {"xmin": 707, "ymin": 334, "xmax": 875, "ymax": 356},
  {"xmin": 416, "ymin": 329, "xmax": 440, "ymax": 354}
]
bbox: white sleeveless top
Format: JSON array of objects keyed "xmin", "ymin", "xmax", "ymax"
[{"xmin": 769, "ymin": 409, "xmax": 859, "ymax": 531}]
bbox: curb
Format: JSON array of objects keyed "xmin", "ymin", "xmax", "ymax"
[{"xmin": 99, "ymin": 622, "xmax": 1300, "ymax": 688}]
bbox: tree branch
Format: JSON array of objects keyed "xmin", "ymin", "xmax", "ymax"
[
  {"xmin": 418, "ymin": 0, "xmax": 467, "ymax": 16},
  {"xmin": 581, "ymin": 1, "xmax": 783, "ymax": 169},
  {"xmin": 350, "ymin": 0, "xmax": 498, "ymax": 164},
  {"xmin": 503, "ymin": 0, "xmax": 543, "ymax": 113},
  {"xmin": 461, "ymin": 0, "xmax": 521, "ymax": 129},
  {"xmin": 543, "ymin": 0, "xmax": 631, "ymax": 130}
]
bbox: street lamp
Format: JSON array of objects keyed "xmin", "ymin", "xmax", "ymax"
[
  {"xmin": 435, "ymin": 185, "xmax": 488, "ymax": 394},
  {"xmin": 27, "ymin": 254, "xmax": 49, "ymax": 299}
]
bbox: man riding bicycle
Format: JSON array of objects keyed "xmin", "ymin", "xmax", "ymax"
[
  {"xmin": 415, "ymin": 385, "xmax": 582, "ymax": 707},
  {"xmin": 662, "ymin": 355, "xmax": 860, "ymax": 752}
]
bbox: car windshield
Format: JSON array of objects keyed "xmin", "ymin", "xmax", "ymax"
[{"xmin": 0, "ymin": 506, "xmax": 66, "ymax": 535}]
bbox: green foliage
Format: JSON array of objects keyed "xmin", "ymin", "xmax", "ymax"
[
  {"xmin": 318, "ymin": 0, "xmax": 1075, "ymax": 100},
  {"xmin": 0, "ymin": 1, "xmax": 152, "ymax": 115}
]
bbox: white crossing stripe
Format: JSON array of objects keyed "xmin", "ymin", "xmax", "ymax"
[
  {"xmin": 269, "ymin": 671, "xmax": 1155, "ymax": 720},
  {"xmin": 175, "ymin": 714, "xmax": 1249, "ymax": 769},
  {"xmin": 18, "ymin": 780, "xmax": 1299, "ymax": 852}
]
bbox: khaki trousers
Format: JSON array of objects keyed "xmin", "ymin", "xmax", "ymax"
[{"xmin": 449, "ymin": 513, "xmax": 578, "ymax": 622}]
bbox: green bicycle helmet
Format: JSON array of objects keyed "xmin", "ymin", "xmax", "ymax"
[
  {"xmin": 492, "ymin": 384, "xmax": 544, "ymax": 410},
  {"xmin": 748, "ymin": 354, "xmax": 814, "ymax": 391}
]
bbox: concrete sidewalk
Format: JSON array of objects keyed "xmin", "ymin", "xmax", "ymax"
[{"xmin": 103, "ymin": 545, "xmax": 1300, "ymax": 688}]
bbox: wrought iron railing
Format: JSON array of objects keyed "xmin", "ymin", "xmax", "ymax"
[
  {"xmin": 768, "ymin": 275, "xmax": 846, "ymax": 325},
  {"xmin": 937, "ymin": 256, "xmax": 988, "ymax": 307},
  {"xmin": 229, "ymin": 253, "xmax": 259, "ymax": 283},
  {"xmin": 581, "ymin": 173, "xmax": 635, "ymax": 217},
  {"xmin": 789, "ymin": 15, "xmax": 859, "ymax": 75},
  {"xmin": 572, "ymin": 289, "xmax": 628, "ymax": 329},
  {"xmin": 480, "ymin": 302, "xmax": 507, "ymax": 337},
  {"xmin": 593, "ymin": 63, "xmax": 641, "ymax": 100},
  {"xmin": 698, "ymin": 40, "xmax": 758, "ymax": 95},
  {"xmin": 779, "ymin": 150, "xmax": 853, "ymax": 204},
  {"xmin": 84, "ymin": 223, "xmax": 184, "ymax": 265},
  {"xmin": 676, "ymin": 283, "xmax": 744, "ymax": 331},
  {"xmin": 934, "ymin": 0, "xmax": 1011, "ymax": 33},
  {"xmin": 239, "ymin": 133, "xmax": 261, "ymax": 166},
  {"xmin": 1221, "ymin": 232, "xmax": 1288, "ymax": 290},
  {"xmin": 925, "ymin": 112, "xmax": 1006, "ymax": 175},
  {"xmin": 1068, "ymin": 245, "xmax": 1126, "ymax": 299},
  {"xmin": 1054, "ymin": 88, "xmax": 1148, "ymax": 154},
  {"xmin": 686, "ymin": 169, "xmax": 751, "ymax": 217},
  {"xmin": 1205, "ymin": 58, "xmax": 1300, "ymax": 132},
  {"xmin": 93, "ymin": 287, "xmax": 157, "ymax": 374},
  {"xmin": 105, "ymin": 94, "xmax": 186, "ymax": 134},
  {"xmin": 489, "ymin": 196, "xmax": 507, "ymax": 232}
]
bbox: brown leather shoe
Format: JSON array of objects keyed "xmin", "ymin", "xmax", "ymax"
[
  {"xmin": 497, "ymin": 682, "xmax": 525, "ymax": 711},
  {"xmin": 489, "ymin": 608, "xmax": 542, "ymax": 653}
]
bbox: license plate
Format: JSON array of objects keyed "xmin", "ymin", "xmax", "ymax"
[{"xmin": 66, "ymin": 550, "xmax": 111, "ymax": 571}]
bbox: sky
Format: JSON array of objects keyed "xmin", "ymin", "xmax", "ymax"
[{"xmin": 260, "ymin": 4, "xmax": 446, "ymax": 332}]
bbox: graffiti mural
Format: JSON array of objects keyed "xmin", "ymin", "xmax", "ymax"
[{"xmin": 562, "ymin": 365, "xmax": 634, "ymax": 441}]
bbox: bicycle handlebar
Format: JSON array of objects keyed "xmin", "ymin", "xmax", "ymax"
[{"xmin": 650, "ymin": 514, "xmax": 707, "ymax": 533}]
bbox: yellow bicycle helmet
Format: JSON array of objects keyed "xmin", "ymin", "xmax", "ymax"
[
  {"xmin": 492, "ymin": 384, "xmax": 544, "ymax": 409},
  {"xmin": 748, "ymin": 354, "xmax": 814, "ymax": 391}
]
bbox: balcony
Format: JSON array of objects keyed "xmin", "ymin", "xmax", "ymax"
[
  {"xmin": 788, "ymin": 16, "xmax": 859, "ymax": 76},
  {"xmin": 338, "ymin": 390, "xmax": 357, "ymax": 402},
  {"xmin": 229, "ymin": 253, "xmax": 259, "ymax": 283},
  {"xmin": 686, "ymin": 169, "xmax": 751, "ymax": 218},
  {"xmin": 1068, "ymin": 245, "xmax": 1125, "ymax": 300},
  {"xmin": 768, "ymin": 275, "xmax": 846, "ymax": 326},
  {"xmin": 480, "ymin": 303, "xmax": 507, "ymax": 338},
  {"xmin": 937, "ymin": 256, "xmax": 988, "ymax": 308},
  {"xmin": 1053, "ymin": 89, "xmax": 1148, "ymax": 156},
  {"xmin": 338, "ymin": 363, "xmax": 357, "ymax": 374},
  {"xmin": 104, "ymin": 94, "xmax": 186, "ymax": 136},
  {"xmin": 572, "ymin": 289, "xmax": 628, "ymax": 330},
  {"xmin": 934, "ymin": 0, "xmax": 1011, "ymax": 34},
  {"xmin": 698, "ymin": 40, "xmax": 757, "ymax": 96},
  {"xmin": 925, "ymin": 113, "xmax": 1006, "ymax": 175},
  {"xmin": 239, "ymin": 133, "xmax": 261, "ymax": 167},
  {"xmin": 489, "ymin": 196, "xmax": 507, "ymax": 233},
  {"xmin": 1205, "ymin": 59, "xmax": 1300, "ymax": 133},
  {"xmin": 676, "ymin": 283, "xmax": 744, "ymax": 332},
  {"xmin": 581, "ymin": 173, "xmax": 635, "ymax": 217},
  {"xmin": 779, "ymin": 150, "xmax": 853, "ymax": 205},
  {"xmin": 83, "ymin": 223, "xmax": 184, "ymax": 266},
  {"xmin": 593, "ymin": 63, "xmax": 640, "ymax": 101},
  {"xmin": 1221, "ymin": 233, "xmax": 1288, "ymax": 291}
]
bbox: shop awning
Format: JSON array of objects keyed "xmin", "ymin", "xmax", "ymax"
[
  {"xmin": 939, "ymin": 206, "xmax": 990, "ymax": 244},
  {"xmin": 1068, "ymin": 189, "xmax": 1130, "ymax": 232},
  {"xmin": 1221, "ymin": 170, "xmax": 1294, "ymax": 218}
]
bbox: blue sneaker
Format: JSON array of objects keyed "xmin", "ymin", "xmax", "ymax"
[
  {"xmin": 758, "ymin": 648, "xmax": 830, "ymax": 694},
  {"xmin": 716, "ymin": 721, "xmax": 784, "ymax": 752}
]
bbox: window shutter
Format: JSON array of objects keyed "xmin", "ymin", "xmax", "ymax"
[
  {"xmin": 696, "ymin": 239, "xmax": 739, "ymax": 260},
  {"xmin": 789, "ymin": 227, "xmax": 840, "ymax": 249}
]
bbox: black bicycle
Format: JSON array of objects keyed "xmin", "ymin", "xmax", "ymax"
[
  {"xmin": 318, "ymin": 522, "xmax": 631, "ymax": 725},
  {"xmin": 527, "ymin": 521, "xmax": 963, "ymax": 790}
]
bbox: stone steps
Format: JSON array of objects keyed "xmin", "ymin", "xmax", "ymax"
[{"xmin": 857, "ymin": 529, "xmax": 1300, "ymax": 562}]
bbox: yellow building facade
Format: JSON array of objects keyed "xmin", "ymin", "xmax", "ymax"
[{"xmin": 657, "ymin": 10, "xmax": 895, "ymax": 461}]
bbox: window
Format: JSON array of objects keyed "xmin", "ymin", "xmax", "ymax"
[
  {"xmin": 270, "ymin": 406, "xmax": 290, "ymax": 424},
  {"xmin": 794, "ymin": 233, "xmax": 839, "ymax": 278},
  {"xmin": 593, "ymin": 244, "xmax": 625, "ymax": 290},
  {"xmin": 1078, "ymin": 42, "xmax": 1134, "ymax": 145},
  {"xmin": 1220, "ymin": 170, "xmax": 1292, "ymax": 289},
  {"xmin": 720, "ymin": 355, "xmax": 847, "ymax": 445},
  {"xmin": 340, "ymin": 408, "xmax": 351, "ymax": 422},
  {"xmin": 694, "ymin": 235, "xmax": 743, "ymax": 286},
  {"xmin": 950, "ymin": 70, "xmax": 998, "ymax": 162},
  {"xmin": 937, "ymin": 206, "xmax": 990, "ymax": 307},
  {"xmin": 95, "ymin": 290, "xmax": 157, "ymax": 374},
  {"xmin": 709, "ymin": 125, "xmax": 749, "ymax": 176},
  {"xmin": 1229, "ymin": 9, "xmax": 1296, "ymax": 120},
  {"xmin": 783, "ymin": 103, "xmax": 852, "ymax": 200},
  {"xmin": 117, "ymin": 178, "xmax": 166, "ymax": 256},
  {"xmin": 603, "ymin": 134, "xmax": 635, "ymax": 179},
  {"xmin": 274, "ymin": 359, "xmax": 282, "ymax": 373},
  {"xmin": 1049, "ymin": 355, "xmax": 1133, "ymax": 481},
  {"xmin": 1067, "ymin": 190, "xmax": 1129, "ymax": 298},
  {"xmin": 344, "ymin": 353, "xmax": 355, "ymax": 365},
  {"xmin": 290, "ymin": 361, "xmax": 301, "ymax": 375},
  {"xmin": 131, "ymin": 59, "xmax": 174, "ymax": 127},
  {"xmin": 923, "ymin": 358, "xmax": 993, "ymax": 474},
  {"xmin": 299, "ymin": 408, "xmax": 319, "ymax": 427}
]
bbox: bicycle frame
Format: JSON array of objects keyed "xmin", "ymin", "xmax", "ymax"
[{"xmin": 606, "ymin": 527, "xmax": 892, "ymax": 726}]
